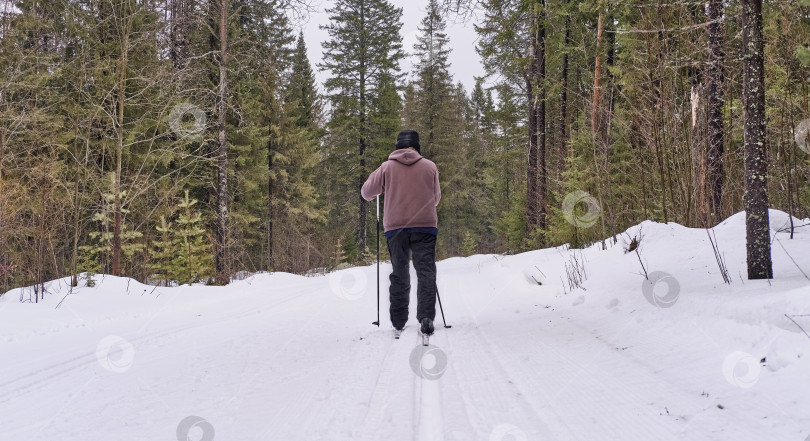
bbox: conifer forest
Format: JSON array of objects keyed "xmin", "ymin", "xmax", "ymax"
[{"xmin": 1, "ymin": 0, "xmax": 809, "ymax": 291}]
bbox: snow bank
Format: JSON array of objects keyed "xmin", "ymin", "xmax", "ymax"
[{"xmin": 1, "ymin": 210, "xmax": 809, "ymax": 441}]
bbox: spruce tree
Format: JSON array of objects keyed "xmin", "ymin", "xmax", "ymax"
[
  {"xmin": 174, "ymin": 190, "xmax": 212, "ymax": 284},
  {"xmin": 490, "ymin": 83, "xmax": 527, "ymax": 251},
  {"xmin": 82, "ymin": 174, "xmax": 144, "ymax": 275},
  {"xmin": 149, "ymin": 191, "xmax": 212, "ymax": 285},
  {"xmin": 406, "ymin": 0, "xmax": 472, "ymax": 256},
  {"xmin": 369, "ymin": 72, "xmax": 403, "ymax": 173},
  {"xmin": 413, "ymin": 0, "xmax": 453, "ymax": 158},
  {"xmin": 469, "ymin": 78, "xmax": 498, "ymax": 251},
  {"xmin": 476, "ymin": 0, "xmax": 549, "ymax": 246},
  {"xmin": 319, "ymin": 0, "xmax": 405, "ymax": 255},
  {"xmin": 228, "ymin": 1, "xmax": 294, "ymax": 273},
  {"xmin": 206, "ymin": 0, "xmax": 234, "ymax": 284},
  {"xmin": 267, "ymin": 32, "xmax": 325, "ymax": 272},
  {"xmin": 150, "ymin": 217, "xmax": 174, "ymax": 287},
  {"xmin": 288, "ymin": 32, "xmax": 323, "ymax": 133},
  {"xmin": 0, "ymin": 0, "xmax": 72, "ymax": 292}
]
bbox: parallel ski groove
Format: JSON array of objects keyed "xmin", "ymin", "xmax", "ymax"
[
  {"xmin": 412, "ymin": 326, "xmax": 444, "ymax": 441},
  {"xmin": 430, "ymin": 329, "xmax": 477, "ymax": 439},
  {"xmin": 356, "ymin": 333, "xmax": 398, "ymax": 441},
  {"xmin": 471, "ymin": 318, "xmax": 716, "ymax": 441},
  {"xmin": 0, "ymin": 289, "xmax": 311, "ymax": 404},
  {"xmin": 446, "ymin": 322, "xmax": 558, "ymax": 441}
]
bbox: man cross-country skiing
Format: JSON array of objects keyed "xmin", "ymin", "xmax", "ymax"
[{"xmin": 361, "ymin": 130, "xmax": 441, "ymax": 339}]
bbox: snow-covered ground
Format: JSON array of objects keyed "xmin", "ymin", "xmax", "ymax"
[{"xmin": 1, "ymin": 210, "xmax": 809, "ymax": 441}]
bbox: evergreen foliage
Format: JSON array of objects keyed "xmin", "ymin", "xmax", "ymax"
[
  {"xmin": 149, "ymin": 191, "xmax": 212, "ymax": 286},
  {"xmin": 0, "ymin": 0, "xmax": 807, "ymax": 289},
  {"xmin": 319, "ymin": 0, "xmax": 405, "ymax": 257}
]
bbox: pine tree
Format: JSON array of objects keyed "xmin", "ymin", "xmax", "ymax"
[
  {"xmin": 530, "ymin": 0, "xmax": 548, "ymax": 240},
  {"xmin": 262, "ymin": 30, "xmax": 325, "ymax": 273},
  {"xmin": 213, "ymin": 0, "xmax": 231, "ymax": 284},
  {"xmin": 3, "ymin": 0, "xmax": 810, "ymax": 288},
  {"xmin": 226, "ymin": 1, "xmax": 295, "ymax": 273},
  {"xmin": 706, "ymin": 0, "xmax": 725, "ymax": 222},
  {"xmin": 192, "ymin": 0, "xmax": 306, "ymax": 278},
  {"xmin": 319, "ymin": 0, "xmax": 405, "ymax": 255},
  {"xmin": 477, "ymin": 0, "xmax": 549, "ymax": 246},
  {"xmin": 489, "ymin": 83, "xmax": 526, "ymax": 251},
  {"xmin": 741, "ymin": 0, "xmax": 773, "ymax": 279},
  {"xmin": 469, "ymin": 78, "xmax": 498, "ymax": 251},
  {"xmin": 79, "ymin": 0, "xmax": 164, "ymax": 276},
  {"xmin": 404, "ymin": 0, "xmax": 475, "ymax": 257},
  {"xmin": 557, "ymin": 0, "xmax": 572, "ymax": 194},
  {"xmin": 0, "ymin": 0, "xmax": 72, "ymax": 293}
]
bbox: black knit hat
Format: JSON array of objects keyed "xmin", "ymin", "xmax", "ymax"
[{"xmin": 395, "ymin": 130, "xmax": 420, "ymax": 153}]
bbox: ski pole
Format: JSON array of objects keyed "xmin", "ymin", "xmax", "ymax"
[
  {"xmin": 436, "ymin": 286, "xmax": 451, "ymax": 328},
  {"xmin": 372, "ymin": 196, "xmax": 380, "ymax": 327}
]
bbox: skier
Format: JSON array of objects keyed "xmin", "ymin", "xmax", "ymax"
[{"xmin": 361, "ymin": 130, "xmax": 441, "ymax": 340}]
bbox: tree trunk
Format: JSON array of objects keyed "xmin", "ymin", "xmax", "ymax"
[
  {"xmin": 0, "ymin": 89, "xmax": 4, "ymax": 183},
  {"xmin": 358, "ymin": 130, "xmax": 367, "ymax": 254},
  {"xmin": 169, "ymin": 0, "xmax": 188, "ymax": 68},
  {"xmin": 526, "ymin": 3, "xmax": 546, "ymax": 238},
  {"xmin": 741, "ymin": 0, "xmax": 772, "ymax": 280},
  {"xmin": 357, "ymin": 1, "xmax": 367, "ymax": 254},
  {"xmin": 690, "ymin": 69, "xmax": 707, "ymax": 227},
  {"xmin": 267, "ymin": 146, "xmax": 274, "ymax": 271},
  {"xmin": 215, "ymin": 0, "xmax": 229, "ymax": 284},
  {"xmin": 603, "ymin": 14, "xmax": 617, "ymax": 239},
  {"xmin": 112, "ymin": 31, "xmax": 128, "ymax": 276},
  {"xmin": 71, "ymin": 144, "xmax": 81, "ymax": 285},
  {"xmin": 706, "ymin": 0, "xmax": 725, "ymax": 223},
  {"xmin": 37, "ymin": 182, "xmax": 47, "ymax": 303},
  {"xmin": 525, "ymin": 76, "xmax": 538, "ymax": 234},
  {"xmin": 557, "ymin": 2, "xmax": 570, "ymax": 192},
  {"xmin": 535, "ymin": 0, "xmax": 547, "ymax": 234},
  {"xmin": 592, "ymin": 12, "xmax": 604, "ymax": 136},
  {"xmin": 0, "ymin": 88, "xmax": 5, "ymax": 289},
  {"xmin": 591, "ymin": 8, "xmax": 612, "ymax": 241},
  {"xmin": 651, "ymin": 20, "xmax": 669, "ymax": 224}
]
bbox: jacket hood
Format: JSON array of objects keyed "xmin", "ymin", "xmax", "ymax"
[{"xmin": 388, "ymin": 148, "xmax": 423, "ymax": 166}]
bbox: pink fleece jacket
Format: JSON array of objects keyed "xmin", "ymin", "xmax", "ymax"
[{"xmin": 361, "ymin": 149, "xmax": 441, "ymax": 232}]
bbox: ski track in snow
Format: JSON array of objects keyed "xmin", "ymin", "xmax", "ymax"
[
  {"xmin": 0, "ymin": 289, "xmax": 310, "ymax": 405},
  {"xmin": 2, "ymin": 210, "xmax": 810, "ymax": 441}
]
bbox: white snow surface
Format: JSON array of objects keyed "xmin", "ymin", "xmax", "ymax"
[{"xmin": 1, "ymin": 210, "xmax": 809, "ymax": 441}]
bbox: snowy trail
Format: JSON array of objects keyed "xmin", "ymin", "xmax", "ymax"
[
  {"xmin": 413, "ymin": 330, "xmax": 445, "ymax": 441},
  {"xmin": 441, "ymin": 323, "xmax": 557, "ymax": 440},
  {"xmin": 356, "ymin": 330, "xmax": 411, "ymax": 441},
  {"xmin": 0, "ymin": 288, "xmax": 310, "ymax": 405},
  {"xmin": 2, "ymin": 210, "xmax": 810, "ymax": 440}
]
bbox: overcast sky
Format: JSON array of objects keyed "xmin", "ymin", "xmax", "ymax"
[{"xmin": 298, "ymin": 0, "xmax": 485, "ymax": 95}]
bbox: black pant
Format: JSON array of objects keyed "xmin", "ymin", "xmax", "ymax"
[{"xmin": 386, "ymin": 231, "xmax": 437, "ymax": 329}]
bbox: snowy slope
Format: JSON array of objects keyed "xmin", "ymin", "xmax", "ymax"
[{"xmin": 1, "ymin": 210, "xmax": 809, "ymax": 441}]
